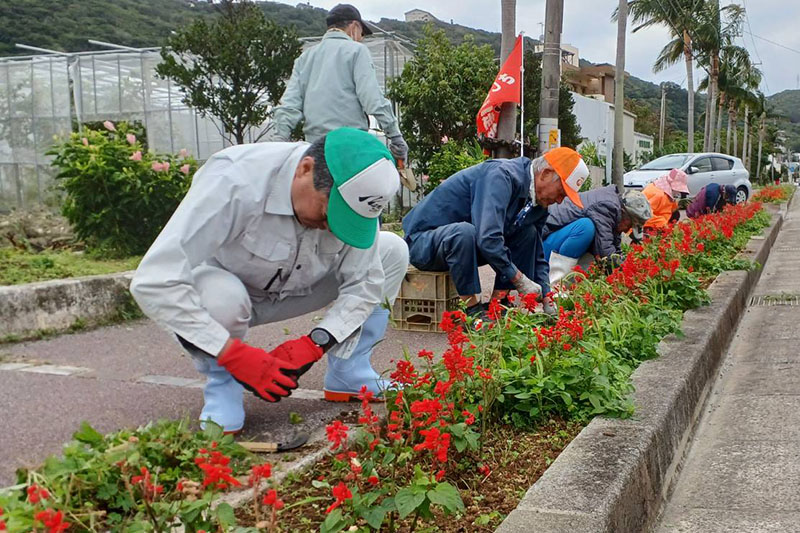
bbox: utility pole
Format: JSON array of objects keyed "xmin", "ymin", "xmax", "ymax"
[
  {"xmin": 659, "ymin": 82, "xmax": 666, "ymax": 150},
  {"xmin": 612, "ymin": 0, "xmax": 627, "ymax": 189},
  {"xmin": 537, "ymin": 0, "xmax": 564, "ymax": 156},
  {"xmin": 495, "ymin": 0, "xmax": 517, "ymax": 158}
]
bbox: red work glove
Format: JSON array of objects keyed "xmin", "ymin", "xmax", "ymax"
[
  {"xmin": 270, "ymin": 336, "xmax": 324, "ymax": 381},
  {"xmin": 218, "ymin": 339, "xmax": 301, "ymax": 403}
]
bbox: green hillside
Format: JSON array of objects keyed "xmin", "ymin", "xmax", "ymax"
[
  {"xmin": 2, "ymin": 0, "xmax": 795, "ymax": 150},
  {"xmin": 768, "ymin": 89, "xmax": 800, "ymax": 152}
]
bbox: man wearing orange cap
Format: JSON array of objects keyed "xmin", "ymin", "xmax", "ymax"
[{"xmin": 402, "ymin": 147, "xmax": 588, "ymax": 316}]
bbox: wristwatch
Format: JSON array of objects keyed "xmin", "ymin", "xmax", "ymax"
[{"xmin": 309, "ymin": 328, "xmax": 336, "ymax": 353}]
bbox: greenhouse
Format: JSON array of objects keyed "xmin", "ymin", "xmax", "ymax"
[{"xmin": 0, "ymin": 36, "xmax": 413, "ymax": 211}]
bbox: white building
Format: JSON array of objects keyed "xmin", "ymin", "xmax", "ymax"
[
  {"xmin": 405, "ymin": 9, "xmax": 437, "ymax": 23},
  {"xmin": 633, "ymin": 132, "xmax": 654, "ymax": 166},
  {"xmin": 570, "ymin": 91, "xmax": 652, "ymax": 184},
  {"xmin": 532, "ymin": 42, "xmax": 580, "ymax": 69}
]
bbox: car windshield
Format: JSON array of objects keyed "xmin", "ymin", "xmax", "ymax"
[{"xmin": 639, "ymin": 154, "xmax": 691, "ymax": 170}]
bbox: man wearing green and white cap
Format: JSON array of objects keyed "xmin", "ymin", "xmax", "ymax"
[{"xmin": 131, "ymin": 128, "xmax": 409, "ymax": 433}]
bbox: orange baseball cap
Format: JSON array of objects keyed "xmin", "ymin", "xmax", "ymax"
[{"xmin": 543, "ymin": 147, "xmax": 589, "ymax": 208}]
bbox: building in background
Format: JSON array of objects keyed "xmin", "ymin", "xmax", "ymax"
[
  {"xmin": 405, "ymin": 9, "xmax": 437, "ymax": 23},
  {"xmin": 564, "ymin": 64, "xmax": 616, "ymax": 104}
]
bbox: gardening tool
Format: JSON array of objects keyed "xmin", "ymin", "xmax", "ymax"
[
  {"xmin": 397, "ymin": 159, "xmax": 417, "ymax": 192},
  {"xmin": 238, "ymin": 431, "xmax": 310, "ymax": 453}
]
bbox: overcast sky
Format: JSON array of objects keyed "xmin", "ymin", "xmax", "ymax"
[{"xmin": 279, "ymin": 0, "xmax": 800, "ymax": 96}]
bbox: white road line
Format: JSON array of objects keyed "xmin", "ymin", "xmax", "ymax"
[{"xmin": 18, "ymin": 364, "xmax": 90, "ymax": 376}]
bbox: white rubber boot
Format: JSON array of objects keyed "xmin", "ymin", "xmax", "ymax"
[{"xmin": 549, "ymin": 252, "xmax": 579, "ymax": 293}]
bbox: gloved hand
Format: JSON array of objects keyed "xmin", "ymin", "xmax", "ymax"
[
  {"xmin": 387, "ymin": 134, "xmax": 409, "ymax": 164},
  {"xmin": 542, "ymin": 296, "xmax": 558, "ymax": 317},
  {"xmin": 269, "ymin": 336, "xmax": 324, "ymax": 381},
  {"xmin": 218, "ymin": 339, "xmax": 301, "ymax": 403},
  {"xmin": 512, "ymin": 273, "xmax": 542, "ymax": 298}
]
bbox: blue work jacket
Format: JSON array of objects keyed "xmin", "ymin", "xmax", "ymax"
[{"xmin": 402, "ymin": 157, "xmax": 550, "ymax": 293}]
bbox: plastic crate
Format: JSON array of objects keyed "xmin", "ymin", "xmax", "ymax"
[{"xmin": 392, "ymin": 268, "xmax": 460, "ymax": 332}]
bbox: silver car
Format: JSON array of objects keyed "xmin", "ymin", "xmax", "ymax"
[{"xmin": 624, "ymin": 152, "xmax": 752, "ymax": 204}]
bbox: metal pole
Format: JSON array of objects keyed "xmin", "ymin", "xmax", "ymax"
[
  {"xmin": 612, "ymin": 0, "xmax": 627, "ymax": 190},
  {"xmin": 91, "ymin": 55, "xmax": 98, "ymax": 115},
  {"xmin": 139, "ymin": 53, "xmax": 149, "ymax": 145},
  {"xmin": 116, "ymin": 54, "xmax": 123, "ymax": 119},
  {"xmin": 30, "ymin": 60, "xmax": 42, "ymax": 204},
  {"xmin": 538, "ymin": 0, "xmax": 563, "ymax": 156},
  {"xmin": 166, "ymin": 76, "xmax": 175, "ymax": 152},
  {"xmin": 519, "ymin": 32, "xmax": 525, "ymax": 156}
]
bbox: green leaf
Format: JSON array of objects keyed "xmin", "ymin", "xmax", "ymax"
[
  {"xmin": 216, "ymin": 503, "xmax": 236, "ymax": 528},
  {"xmin": 395, "ymin": 487, "xmax": 427, "ymax": 519},
  {"xmin": 320, "ymin": 508, "xmax": 348, "ymax": 533},
  {"xmin": 361, "ymin": 506, "xmax": 389, "ymax": 530},
  {"xmin": 312, "ymin": 479, "xmax": 331, "ymax": 489},
  {"xmin": 427, "ymin": 482, "xmax": 464, "ymax": 514},
  {"xmin": 73, "ymin": 421, "xmax": 104, "ymax": 447}
]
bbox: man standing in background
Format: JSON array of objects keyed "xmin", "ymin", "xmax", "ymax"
[{"xmin": 268, "ymin": 4, "xmax": 409, "ymax": 165}]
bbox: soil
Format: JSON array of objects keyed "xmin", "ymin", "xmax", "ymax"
[
  {"xmin": 0, "ymin": 208, "xmax": 74, "ymax": 250},
  {"xmin": 236, "ymin": 418, "xmax": 584, "ymax": 532}
]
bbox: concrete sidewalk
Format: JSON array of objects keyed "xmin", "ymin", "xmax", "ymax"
[{"xmin": 656, "ymin": 198, "xmax": 800, "ymax": 532}]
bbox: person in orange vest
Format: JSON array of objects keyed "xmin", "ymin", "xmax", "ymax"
[{"xmin": 642, "ymin": 168, "xmax": 690, "ymax": 231}]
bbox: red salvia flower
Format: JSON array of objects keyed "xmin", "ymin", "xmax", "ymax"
[
  {"xmin": 33, "ymin": 509, "xmax": 69, "ymax": 533},
  {"xmin": 325, "ymin": 420, "xmax": 349, "ymax": 450},
  {"xmin": 326, "ymin": 482, "xmax": 353, "ymax": 514}
]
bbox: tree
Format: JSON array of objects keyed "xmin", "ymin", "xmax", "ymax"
[
  {"xmin": 623, "ymin": 0, "xmax": 703, "ymax": 153},
  {"xmin": 388, "ymin": 26, "xmax": 497, "ymax": 173},
  {"xmin": 156, "ymin": 1, "xmax": 301, "ymax": 144}
]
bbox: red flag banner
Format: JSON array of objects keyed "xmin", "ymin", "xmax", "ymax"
[{"xmin": 477, "ymin": 35, "xmax": 523, "ymax": 139}]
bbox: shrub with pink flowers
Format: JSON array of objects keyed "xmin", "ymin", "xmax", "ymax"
[{"xmin": 47, "ymin": 121, "xmax": 199, "ymax": 256}]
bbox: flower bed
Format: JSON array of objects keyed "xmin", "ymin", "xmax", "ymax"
[
  {"xmin": 0, "ymin": 203, "xmax": 772, "ymax": 532},
  {"xmin": 752, "ymin": 184, "xmax": 794, "ymax": 204}
]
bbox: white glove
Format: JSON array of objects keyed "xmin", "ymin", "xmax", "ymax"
[
  {"xmin": 387, "ymin": 134, "xmax": 408, "ymax": 164},
  {"xmin": 512, "ymin": 273, "xmax": 542, "ymax": 297}
]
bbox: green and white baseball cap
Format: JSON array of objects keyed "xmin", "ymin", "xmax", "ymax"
[{"xmin": 324, "ymin": 128, "xmax": 400, "ymax": 249}]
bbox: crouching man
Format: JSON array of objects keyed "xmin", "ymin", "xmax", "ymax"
[
  {"xmin": 401, "ymin": 147, "xmax": 588, "ymax": 316},
  {"xmin": 130, "ymin": 128, "xmax": 409, "ymax": 433},
  {"xmin": 543, "ymin": 187, "xmax": 652, "ymax": 283}
]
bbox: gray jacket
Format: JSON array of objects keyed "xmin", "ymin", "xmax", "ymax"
[
  {"xmin": 269, "ymin": 31, "xmax": 400, "ymax": 142},
  {"xmin": 543, "ymin": 185, "xmax": 622, "ymax": 258}
]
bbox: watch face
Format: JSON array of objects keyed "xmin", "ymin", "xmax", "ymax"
[{"xmin": 311, "ymin": 329, "xmax": 331, "ymax": 346}]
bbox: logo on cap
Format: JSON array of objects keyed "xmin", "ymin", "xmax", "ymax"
[{"xmin": 358, "ymin": 195, "xmax": 387, "ymax": 214}]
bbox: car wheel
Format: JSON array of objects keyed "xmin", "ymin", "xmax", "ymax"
[{"xmin": 736, "ymin": 186, "xmax": 748, "ymax": 205}]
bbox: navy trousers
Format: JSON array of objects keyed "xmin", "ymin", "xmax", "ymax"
[{"xmin": 406, "ymin": 222, "xmax": 537, "ymax": 296}]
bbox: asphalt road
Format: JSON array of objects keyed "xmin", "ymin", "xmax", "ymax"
[{"xmin": 0, "ymin": 267, "xmax": 497, "ymax": 486}]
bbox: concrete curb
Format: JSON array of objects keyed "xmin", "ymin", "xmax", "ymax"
[
  {"xmin": 0, "ymin": 271, "xmax": 136, "ymax": 339},
  {"xmin": 496, "ymin": 204, "xmax": 786, "ymax": 533}
]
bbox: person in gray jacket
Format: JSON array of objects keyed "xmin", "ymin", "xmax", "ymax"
[
  {"xmin": 268, "ymin": 4, "xmax": 408, "ymax": 164},
  {"xmin": 542, "ymin": 186, "xmax": 652, "ymax": 285}
]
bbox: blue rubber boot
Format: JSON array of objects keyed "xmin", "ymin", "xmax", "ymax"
[
  {"xmin": 324, "ymin": 307, "xmax": 391, "ymax": 402},
  {"xmin": 191, "ymin": 355, "xmax": 245, "ymax": 433}
]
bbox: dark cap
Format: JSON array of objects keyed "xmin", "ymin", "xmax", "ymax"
[{"xmin": 326, "ymin": 4, "xmax": 372, "ymax": 36}]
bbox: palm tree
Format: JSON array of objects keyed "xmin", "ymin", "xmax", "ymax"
[
  {"xmin": 622, "ymin": 0, "xmax": 702, "ymax": 152},
  {"xmin": 691, "ymin": 2, "xmax": 744, "ymax": 151}
]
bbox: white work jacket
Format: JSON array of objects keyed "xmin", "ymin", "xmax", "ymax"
[{"xmin": 130, "ymin": 142, "xmax": 384, "ymax": 356}]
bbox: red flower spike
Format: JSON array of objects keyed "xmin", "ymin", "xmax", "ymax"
[
  {"xmin": 33, "ymin": 509, "xmax": 69, "ymax": 533},
  {"xmin": 326, "ymin": 482, "xmax": 353, "ymax": 514},
  {"xmin": 325, "ymin": 420, "xmax": 349, "ymax": 450}
]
